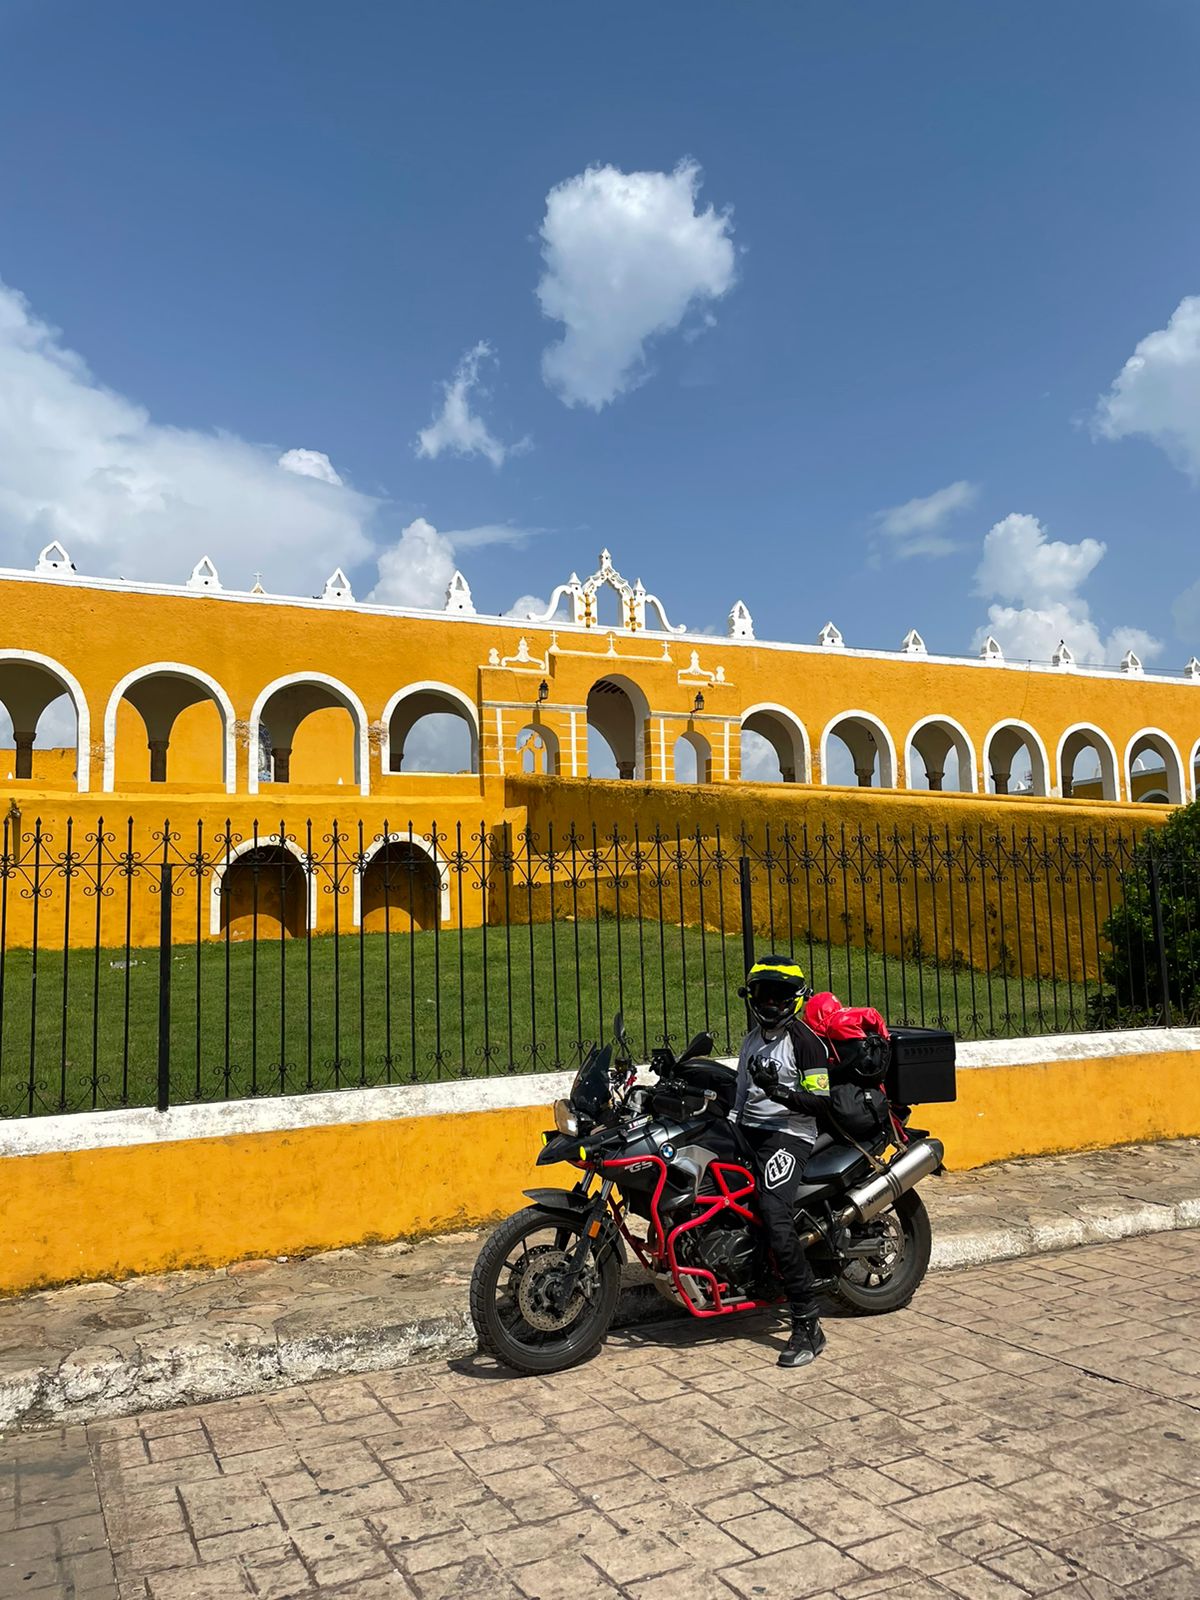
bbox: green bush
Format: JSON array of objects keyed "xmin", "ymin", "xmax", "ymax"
[{"xmin": 1091, "ymin": 801, "xmax": 1200, "ymax": 1026}]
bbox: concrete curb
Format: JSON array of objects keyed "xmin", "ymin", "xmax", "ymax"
[{"xmin": 5, "ymin": 1192, "xmax": 1198, "ymax": 1432}]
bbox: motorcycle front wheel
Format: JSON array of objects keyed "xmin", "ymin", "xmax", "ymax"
[
  {"xmin": 470, "ymin": 1205, "xmax": 622, "ymax": 1374},
  {"xmin": 831, "ymin": 1189, "xmax": 932, "ymax": 1314}
]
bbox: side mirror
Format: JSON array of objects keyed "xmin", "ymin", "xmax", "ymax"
[
  {"xmin": 679, "ymin": 1031, "xmax": 715, "ymax": 1063},
  {"xmin": 613, "ymin": 1011, "xmax": 633, "ymax": 1063}
]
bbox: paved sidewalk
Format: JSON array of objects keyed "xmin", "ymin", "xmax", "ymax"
[
  {"xmin": 2, "ymin": 1139, "xmax": 1198, "ymax": 1430},
  {"xmin": 4, "ymin": 1229, "xmax": 1200, "ymax": 1599}
]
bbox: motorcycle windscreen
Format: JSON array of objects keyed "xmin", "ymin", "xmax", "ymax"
[{"xmin": 570, "ymin": 1044, "xmax": 614, "ymax": 1123}]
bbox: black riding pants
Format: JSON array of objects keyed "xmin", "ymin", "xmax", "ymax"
[{"xmin": 743, "ymin": 1126, "xmax": 818, "ymax": 1318}]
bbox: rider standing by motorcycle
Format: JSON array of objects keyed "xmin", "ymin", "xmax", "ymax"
[{"xmin": 734, "ymin": 955, "xmax": 832, "ymax": 1369}]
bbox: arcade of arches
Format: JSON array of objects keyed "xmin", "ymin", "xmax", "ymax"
[{"xmin": 1, "ymin": 559, "xmax": 1198, "ymax": 809}]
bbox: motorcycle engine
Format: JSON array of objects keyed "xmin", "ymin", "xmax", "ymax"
[{"xmin": 676, "ymin": 1215, "xmax": 757, "ymax": 1287}]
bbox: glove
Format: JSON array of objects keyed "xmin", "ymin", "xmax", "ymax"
[{"xmin": 748, "ymin": 1058, "xmax": 779, "ymax": 1091}]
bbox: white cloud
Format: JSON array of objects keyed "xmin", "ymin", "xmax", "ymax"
[
  {"xmin": 278, "ymin": 447, "xmax": 343, "ymax": 486},
  {"xmin": 970, "ymin": 512, "xmax": 1161, "ymax": 665},
  {"xmin": 506, "ymin": 594, "xmax": 547, "ymax": 619},
  {"xmin": 537, "ymin": 159, "xmax": 736, "ymax": 409},
  {"xmin": 1094, "ymin": 296, "xmax": 1200, "ymax": 478},
  {"xmin": 415, "ymin": 342, "xmax": 520, "ymax": 468},
  {"xmin": 368, "ymin": 517, "xmax": 541, "ymax": 611},
  {"xmin": 0, "ymin": 277, "xmax": 377, "ymax": 590},
  {"xmin": 875, "ymin": 480, "xmax": 977, "ymax": 558}
]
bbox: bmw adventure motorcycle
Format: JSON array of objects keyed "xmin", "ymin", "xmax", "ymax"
[{"xmin": 470, "ymin": 1014, "xmax": 951, "ymax": 1374}]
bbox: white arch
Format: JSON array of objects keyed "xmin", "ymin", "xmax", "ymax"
[
  {"xmin": 208, "ymin": 835, "xmax": 314, "ymax": 936},
  {"xmin": 586, "ymin": 673, "xmax": 652, "ymax": 780},
  {"xmin": 903, "ymin": 713, "xmax": 980, "ymax": 794},
  {"xmin": 102, "ymin": 662, "xmax": 237, "ymax": 794},
  {"xmin": 981, "ymin": 718, "xmax": 1051, "ymax": 798},
  {"xmin": 248, "ymin": 671, "xmax": 370, "ymax": 797},
  {"xmin": 380, "ymin": 681, "xmax": 480, "ymax": 774},
  {"xmin": 739, "ymin": 702, "xmax": 812, "ymax": 783},
  {"xmin": 351, "ymin": 833, "xmax": 450, "ymax": 926},
  {"xmin": 1055, "ymin": 722, "xmax": 1122, "ymax": 802},
  {"xmin": 1191, "ymin": 738, "xmax": 1200, "ymax": 804},
  {"xmin": 1124, "ymin": 727, "xmax": 1187, "ymax": 806},
  {"xmin": 0, "ymin": 649, "xmax": 91, "ymax": 792},
  {"xmin": 819, "ymin": 709, "xmax": 899, "ymax": 789}
]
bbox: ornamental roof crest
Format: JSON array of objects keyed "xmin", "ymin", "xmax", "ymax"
[{"xmin": 524, "ymin": 548, "xmax": 684, "ymax": 634}]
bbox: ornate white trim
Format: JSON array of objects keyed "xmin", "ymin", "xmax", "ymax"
[
  {"xmin": 727, "ymin": 601, "xmax": 754, "ymax": 640},
  {"xmin": 1055, "ymin": 722, "xmax": 1121, "ymax": 801},
  {"xmin": 819, "ymin": 710, "xmax": 898, "ymax": 789},
  {"xmin": 101, "ymin": 663, "xmax": 237, "ymax": 794},
  {"xmin": 1185, "ymin": 657, "xmax": 1200, "ymax": 683},
  {"xmin": 486, "ymin": 639, "xmax": 548, "ymax": 672},
  {"xmin": 322, "ymin": 568, "xmax": 353, "ymax": 603},
  {"xmin": 979, "ymin": 636, "xmax": 1004, "ymax": 664},
  {"xmin": 900, "ymin": 629, "xmax": 927, "ymax": 655},
  {"xmin": 186, "ymin": 557, "xmax": 221, "ymax": 592},
  {"xmin": 445, "ymin": 571, "xmax": 475, "ymax": 614},
  {"xmin": 0, "ymin": 649, "xmax": 91, "ymax": 792},
  {"xmin": 35, "ymin": 541, "xmax": 75, "ymax": 577},
  {"xmin": 677, "ymin": 650, "xmax": 727, "ymax": 687},
  {"xmin": 1051, "ymin": 640, "xmax": 1075, "ymax": 671},
  {"xmin": 527, "ymin": 549, "xmax": 684, "ymax": 634},
  {"xmin": 817, "ymin": 621, "xmax": 844, "ymax": 649},
  {"xmin": 1120, "ymin": 650, "xmax": 1144, "ymax": 676},
  {"xmin": 740, "ymin": 703, "xmax": 811, "ymax": 784},
  {"xmin": 247, "ymin": 672, "xmax": 370, "ymax": 796}
]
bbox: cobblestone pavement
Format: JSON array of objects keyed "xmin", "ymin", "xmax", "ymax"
[
  {"xmin": 4, "ymin": 1139, "xmax": 1199, "ymax": 1430},
  {"xmin": 4, "ymin": 1231, "xmax": 1200, "ymax": 1600}
]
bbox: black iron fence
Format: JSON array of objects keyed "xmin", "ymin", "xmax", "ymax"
[{"xmin": 0, "ymin": 812, "xmax": 1196, "ymax": 1119}]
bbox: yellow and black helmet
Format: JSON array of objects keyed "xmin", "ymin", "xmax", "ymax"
[{"xmin": 739, "ymin": 954, "xmax": 810, "ymax": 1030}]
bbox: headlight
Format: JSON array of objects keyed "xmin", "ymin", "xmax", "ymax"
[{"xmin": 553, "ymin": 1098, "xmax": 579, "ymax": 1137}]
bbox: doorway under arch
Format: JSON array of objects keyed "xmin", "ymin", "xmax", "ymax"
[
  {"xmin": 0, "ymin": 651, "xmax": 90, "ymax": 790},
  {"xmin": 820, "ymin": 711, "xmax": 898, "ymax": 788},
  {"xmin": 1057, "ymin": 724, "xmax": 1120, "ymax": 801},
  {"xmin": 357, "ymin": 838, "xmax": 445, "ymax": 932},
  {"xmin": 739, "ymin": 704, "xmax": 810, "ymax": 783},
  {"xmin": 213, "ymin": 841, "xmax": 312, "ymax": 940},
  {"xmin": 904, "ymin": 715, "xmax": 977, "ymax": 793},
  {"xmin": 586, "ymin": 676, "xmax": 649, "ymax": 780}
]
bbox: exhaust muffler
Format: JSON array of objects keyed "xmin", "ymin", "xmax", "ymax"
[
  {"xmin": 840, "ymin": 1137, "xmax": 944, "ymax": 1224},
  {"xmin": 796, "ymin": 1137, "xmax": 944, "ymax": 1246}
]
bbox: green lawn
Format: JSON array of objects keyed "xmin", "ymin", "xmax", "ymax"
[{"xmin": 0, "ymin": 919, "xmax": 1095, "ymax": 1117}]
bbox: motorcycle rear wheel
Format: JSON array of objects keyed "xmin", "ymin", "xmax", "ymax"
[
  {"xmin": 831, "ymin": 1189, "xmax": 932, "ymax": 1315},
  {"xmin": 470, "ymin": 1206, "xmax": 622, "ymax": 1374}
]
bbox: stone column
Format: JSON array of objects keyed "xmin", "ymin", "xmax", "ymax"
[
  {"xmin": 617, "ymin": 761, "xmax": 635, "ymax": 780},
  {"xmin": 925, "ymin": 768, "xmax": 944, "ymax": 792},
  {"xmin": 780, "ymin": 766, "xmax": 796, "ymax": 784},
  {"xmin": 148, "ymin": 739, "xmax": 169, "ymax": 783},
  {"xmin": 13, "ymin": 732, "xmax": 35, "ymax": 780},
  {"xmin": 992, "ymin": 767, "xmax": 1010, "ymax": 796},
  {"xmin": 855, "ymin": 764, "xmax": 874, "ymax": 788},
  {"xmin": 272, "ymin": 746, "xmax": 292, "ymax": 783}
]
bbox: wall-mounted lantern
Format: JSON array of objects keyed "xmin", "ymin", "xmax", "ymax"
[
  {"xmin": 693, "ymin": 691, "xmax": 705, "ymax": 715},
  {"xmin": 537, "ymin": 679, "xmax": 549, "ymax": 703}
]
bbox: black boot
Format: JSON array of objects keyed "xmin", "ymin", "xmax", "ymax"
[{"xmin": 778, "ymin": 1312, "xmax": 826, "ymax": 1369}]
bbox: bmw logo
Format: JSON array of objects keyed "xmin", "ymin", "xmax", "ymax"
[{"xmin": 660, "ymin": 1143, "xmax": 676, "ymax": 1160}]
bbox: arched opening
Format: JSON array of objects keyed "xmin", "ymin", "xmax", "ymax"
[
  {"xmin": 515, "ymin": 723, "xmax": 559, "ymax": 776},
  {"xmin": 672, "ymin": 730, "xmax": 711, "ymax": 784},
  {"xmin": 586, "ymin": 676, "xmax": 649, "ymax": 780},
  {"xmin": 1125, "ymin": 729, "xmax": 1186, "ymax": 806},
  {"xmin": 983, "ymin": 721, "xmax": 1049, "ymax": 797},
  {"xmin": 1058, "ymin": 725, "xmax": 1119, "ymax": 801},
  {"xmin": 104, "ymin": 665, "xmax": 234, "ymax": 792},
  {"xmin": 216, "ymin": 844, "xmax": 310, "ymax": 940},
  {"xmin": 358, "ymin": 840, "xmax": 442, "ymax": 932},
  {"xmin": 905, "ymin": 716, "xmax": 977, "ymax": 794},
  {"xmin": 0, "ymin": 653, "xmax": 88, "ymax": 790},
  {"xmin": 250, "ymin": 674, "xmax": 368, "ymax": 794},
  {"xmin": 384, "ymin": 683, "xmax": 479, "ymax": 775},
  {"xmin": 1192, "ymin": 739, "xmax": 1200, "ymax": 803},
  {"xmin": 821, "ymin": 712, "xmax": 897, "ymax": 789},
  {"xmin": 740, "ymin": 704, "xmax": 809, "ymax": 784}
]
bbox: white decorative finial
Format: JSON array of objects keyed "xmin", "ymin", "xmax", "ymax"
[
  {"xmin": 35, "ymin": 540, "xmax": 75, "ymax": 576},
  {"xmin": 251, "ymin": 571, "xmax": 265, "ymax": 595},
  {"xmin": 322, "ymin": 567, "xmax": 354, "ymax": 602},
  {"xmin": 1120, "ymin": 649, "xmax": 1144, "ymax": 675},
  {"xmin": 900, "ymin": 628, "xmax": 926, "ymax": 655},
  {"xmin": 444, "ymin": 570, "xmax": 475, "ymax": 615},
  {"xmin": 728, "ymin": 601, "xmax": 754, "ymax": 640},
  {"xmin": 980, "ymin": 636, "xmax": 1004, "ymax": 663},
  {"xmin": 187, "ymin": 556, "xmax": 222, "ymax": 591},
  {"xmin": 817, "ymin": 621, "xmax": 844, "ymax": 648},
  {"xmin": 1185, "ymin": 657, "xmax": 1200, "ymax": 682},
  {"xmin": 1051, "ymin": 639, "xmax": 1075, "ymax": 670}
]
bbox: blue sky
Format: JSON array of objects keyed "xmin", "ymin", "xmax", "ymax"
[{"xmin": 3, "ymin": 1, "xmax": 1200, "ymax": 669}]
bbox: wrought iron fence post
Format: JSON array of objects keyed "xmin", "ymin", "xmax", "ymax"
[
  {"xmin": 739, "ymin": 853, "xmax": 754, "ymax": 1023},
  {"xmin": 1146, "ymin": 843, "xmax": 1172, "ymax": 1027},
  {"xmin": 157, "ymin": 859, "xmax": 173, "ymax": 1112}
]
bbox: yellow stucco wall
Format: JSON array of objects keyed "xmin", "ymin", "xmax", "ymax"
[{"xmin": 2, "ymin": 1043, "xmax": 1197, "ymax": 1294}]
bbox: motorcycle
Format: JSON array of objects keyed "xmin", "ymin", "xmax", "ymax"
[{"xmin": 470, "ymin": 1013, "xmax": 950, "ymax": 1374}]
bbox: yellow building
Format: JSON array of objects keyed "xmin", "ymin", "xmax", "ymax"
[{"xmin": 3, "ymin": 542, "xmax": 1198, "ymax": 809}]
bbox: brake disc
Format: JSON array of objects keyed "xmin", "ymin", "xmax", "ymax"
[{"xmin": 512, "ymin": 1244, "xmax": 596, "ymax": 1332}]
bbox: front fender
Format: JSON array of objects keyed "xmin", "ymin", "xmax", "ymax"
[{"xmin": 520, "ymin": 1188, "xmax": 627, "ymax": 1265}]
